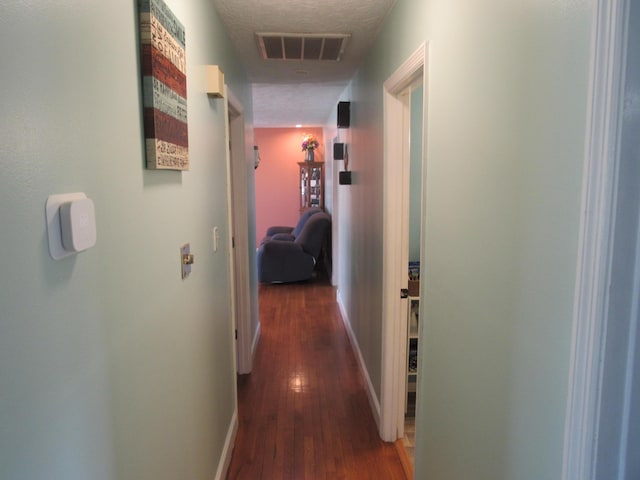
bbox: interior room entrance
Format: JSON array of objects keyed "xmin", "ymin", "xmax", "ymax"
[{"xmin": 380, "ymin": 44, "xmax": 427, "ymax": 475}]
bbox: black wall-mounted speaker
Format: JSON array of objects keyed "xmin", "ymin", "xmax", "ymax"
[
  {"xmin": 333, "ymin": 143, "xmax": 345, "ymax": 160},
  {"xmin": 337, "ymin": 101, "xmax": 350, "ymax": 128},
  {"xmin": 339, "ymin": 171, "xmax": 352, "ymax": 185}
]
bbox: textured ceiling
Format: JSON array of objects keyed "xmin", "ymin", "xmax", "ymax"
[{"xmin": 211, "ymin": 0, "xmax": 397, "ymax": 126}]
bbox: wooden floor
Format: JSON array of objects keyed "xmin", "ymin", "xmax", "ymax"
[{"xmin": 226, "ymin": 275, "xmax": 407, "ymax": 480}]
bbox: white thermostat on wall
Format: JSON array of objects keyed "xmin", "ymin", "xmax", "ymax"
[{"xmin": 46, "ymin": 192, "xmax": 97, "ymax": 260}]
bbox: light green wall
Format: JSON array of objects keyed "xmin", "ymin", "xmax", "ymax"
[
  {"xmin": 0, "ymin": 1, "xmax": 251, "ymax": 479},
  {"xmin": 340, "ymin": 0, "xmax": 592, "ymax": 478},
  {"xmin": 334, "ymin": 71, "xmax": 386, "ymax": 400}
]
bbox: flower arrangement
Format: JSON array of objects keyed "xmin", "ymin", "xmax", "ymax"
[{"xmin": 301, "ymin": 133, "xmax": 319, "ymax": 151}]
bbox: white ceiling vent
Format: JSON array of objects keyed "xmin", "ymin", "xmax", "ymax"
[{"xmin": 256, "ymin": 33, "xmax": 350, "ymax": 61}]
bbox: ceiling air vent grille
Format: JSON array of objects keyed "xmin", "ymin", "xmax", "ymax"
[{"xmin": 256, "ymin": 33, "xmax": 350, "ymax": 61}]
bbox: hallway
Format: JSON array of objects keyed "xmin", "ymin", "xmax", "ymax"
[{"xmin": 226, "ymin": 277, "xmax": 407, "ymax": 479}]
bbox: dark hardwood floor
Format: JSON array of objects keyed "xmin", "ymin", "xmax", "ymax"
[{"xmin": 226, "ymin": 274, "xmax": 407, "ymax": 480}]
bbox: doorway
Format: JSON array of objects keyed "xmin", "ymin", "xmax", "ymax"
[
  {"xmin": 380, "ymin": 43, "xmax": 428, "ymax": 449},
  {"xmin": 403, "ymin": 82, "xmax": 424, "ymax": 462},
  {"xmin": 226, "ymin": 89, "xmax": 254, "ymax": 374}
]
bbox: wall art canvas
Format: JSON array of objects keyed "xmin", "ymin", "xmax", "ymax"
[{"xmin": 139, "ymin": 0, "xmax": 189, "ymax": 170}]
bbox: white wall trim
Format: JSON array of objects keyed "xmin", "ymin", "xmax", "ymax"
[
  {"xmin": 214, "ymin": 408, "xmax": 238, "ymax": 480},
  {"xmin": 251, "ymin": 322, "xmax": 261, "ymax": 361},
  {"xmin": 226, "ymin": 87, "xmax": 244, "ymax": 115},
  {"xmin": 225, "ymin": 85, "xmax": 254, "ymax": 375},
  {"xmin": 562, "ymin": 0, "xmax": 628, "ymax": 478},
  {"xmin": 618, "ymin": 217, "xmax": 640, "ymax": 476},
  {"xmin": 383, "ymin": 44, "xmax": 426, "ymax": 94},
  {"xmin": 337, "ymin": 290, "xmax": 381, "ymax": 429},
  {"xmin": 380, "ymin": 42, "xmax": 426, "ymax": 442}
]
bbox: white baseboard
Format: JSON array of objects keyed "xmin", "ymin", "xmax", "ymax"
[
  {"xmin": 214, "ymin": 408, "xmax": 238, "ymax": 480},
  {"xmin": 336, "ymin": 290, "xmax": 381, "ymax": 429},
  {"xmin": 251, "ymin": 322, "xmax": 261, "ymax": 361}
]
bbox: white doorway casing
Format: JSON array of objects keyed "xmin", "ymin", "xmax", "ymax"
[
  {"xmin": 563, "ymin": 0, "xmax": 640, "ymax": 479},
  {"xmin": 225, "ymin": 87, "xmax": 258, "ymax": 375},
  {"xmin": 380, "ymin": 43, "xmax": 428, "ymax": 442}
]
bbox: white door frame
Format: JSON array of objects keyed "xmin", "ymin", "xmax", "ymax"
[
  {"xmin": 380, "ymin": 43, "xmax": 428, "ymax": 442},
  {"xmin": 225, "ymin": 87, "xmax": 254, "ymax": 375},
  {"xmin": 562, "ymin": 0, "xmax": 633, "ymax": 478}
]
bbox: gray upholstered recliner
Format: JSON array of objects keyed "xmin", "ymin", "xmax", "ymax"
[
  {"xmin": 260, "ymin": 207, "xmax": 322, "ymax": 244},
  {"xmin": 257, "ymin": 212, "xmax": 331, "ymax": 283}
]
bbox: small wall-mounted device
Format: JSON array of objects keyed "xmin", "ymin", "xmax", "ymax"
[
  {"xmin": 338, "ymin": 143, "xmax": 351, "ymax": 184},
  {"xmin": 333, "ymin": 143, "xmax": 345, "ymax": 160},
  {"xmin": 339, "ymin": 171, "xmax": 352, "ymax": 185},
  {"xmin": 337, "ymin": 101, "xmax": 350, "ymax": 128},
  {"xmin": 206, "ymin": 65, "xmax": 225, "ymax": 98},
  {"xmin": 46, "ymin": 193, "xmax": 97, "ymax": 260}
]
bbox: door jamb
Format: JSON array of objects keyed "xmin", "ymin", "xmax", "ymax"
[
  {"xmin": 225, "ymin": 87, "xmax": 254, "ymax": 375},
  {"xmin": 562, "ymin": 0, "xmax": 629, "ymax": 477},
  {"xmin": 380, "ymin": 43, "xmax": 428, "ymax": 442}
]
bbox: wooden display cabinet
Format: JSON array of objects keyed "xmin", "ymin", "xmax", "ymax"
[{"xmin": 298, "ymin": 161, "xmax": 324, "ymax": 211}]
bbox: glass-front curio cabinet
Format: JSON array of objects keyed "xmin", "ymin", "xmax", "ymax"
[{"xmin": 298, "ymin": 161, "xmax": 324, "ymax": 211}]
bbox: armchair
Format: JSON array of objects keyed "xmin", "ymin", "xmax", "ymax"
[
  {"xmin": 257, "ymin": 212, "xmax": 331, "ymax": 283},
  {"xmin": 260, "ymin": 207, "xmax": 323, "ymax": 244}
]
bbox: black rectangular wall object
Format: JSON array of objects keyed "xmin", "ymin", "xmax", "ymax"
[
  {"xmin": 333, "ymin": 143, "xmax": 345, "ymax": 160},
  {"xmin": 339, "ymin": 171, "xmax": 352, "ymax": 185},
  {"xmin": 337, "ymin": 101, "xmax": 350, "ymax": 128}
]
